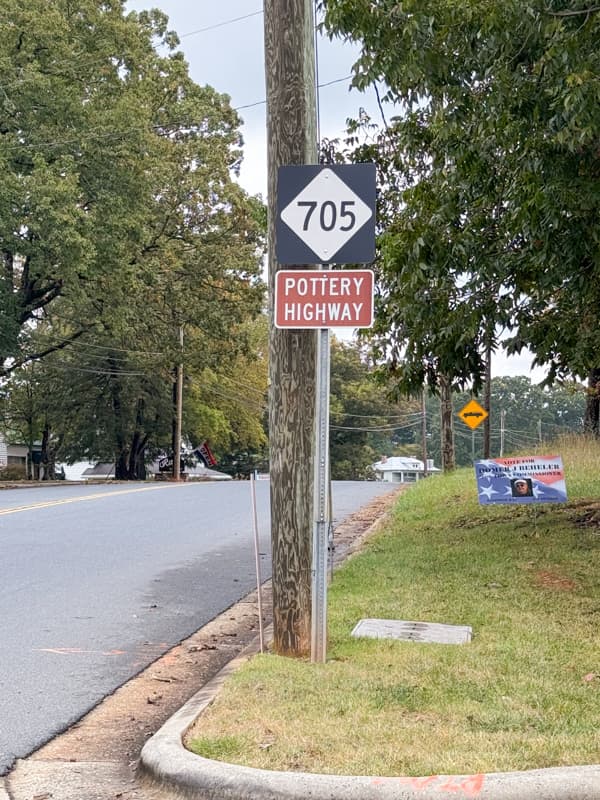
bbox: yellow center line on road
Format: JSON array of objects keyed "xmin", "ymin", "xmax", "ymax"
[{"xmin": 0, "ymin": 483, "xmax": 187, "ymax": 517}]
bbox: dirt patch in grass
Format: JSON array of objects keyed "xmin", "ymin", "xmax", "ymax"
[
  {"xmin": 570, "ymin": 501, "xmax": 600, "ymax": 530},
  {"xmin": 534, "ymin": 570, "xmax": 578, "ymax": 591}
]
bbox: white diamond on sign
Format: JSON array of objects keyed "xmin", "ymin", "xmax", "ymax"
[{"xmin": 280, "ymin": 168, "xmax": 373, "ymax": 262}]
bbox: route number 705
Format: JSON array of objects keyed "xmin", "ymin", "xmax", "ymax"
[{"xmin": 297, "ymin": 200, "xmax": 356, "ymax": 232}]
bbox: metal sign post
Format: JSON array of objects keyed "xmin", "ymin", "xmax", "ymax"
[
  {"xmin": 250, "ymin": 473, "xmax": 265, "ymax": 653},
  {"xmin": 311, "ymin": 274, "xmax": 331, "ymax": 664}
]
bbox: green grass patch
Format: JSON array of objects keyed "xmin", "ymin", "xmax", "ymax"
[{"xmin": 186, "ymin": 436, "xmax": 600, "ymax": 776}]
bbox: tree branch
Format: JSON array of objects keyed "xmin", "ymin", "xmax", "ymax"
[
  {"xmin": 18, "ymin": 283, "xmax": 63, "ymax": 323},
  {"xmin": 0, "ymin": 329, "xmax": 88, "ymax": 378}
]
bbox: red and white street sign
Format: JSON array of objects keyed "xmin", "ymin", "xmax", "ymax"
[{"xmin": 274, "ymin": 269, "xmax": 374, "ymax": 329}]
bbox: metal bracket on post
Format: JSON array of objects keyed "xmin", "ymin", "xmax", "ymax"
[{"xmin": 311, "ymin": 266, "xmax": 331, "ymax": 664}]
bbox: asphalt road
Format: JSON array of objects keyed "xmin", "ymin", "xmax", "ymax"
[{"xmin": 0, "ymin": 479, "xmax": 396, "ymax": 774}]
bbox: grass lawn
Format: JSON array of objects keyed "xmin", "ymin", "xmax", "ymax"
[{"xmin": 187, "ymin": 436, "xmax": 600, "ymax": 776}]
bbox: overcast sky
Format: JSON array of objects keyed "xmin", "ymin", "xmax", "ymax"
[
  {"xmin": 124, "ymin": 1, "xmax": 546, "ymax": 381},
  {"xmin": 126, "ymin": 0, "xmax": 378, "ymax": 196}
]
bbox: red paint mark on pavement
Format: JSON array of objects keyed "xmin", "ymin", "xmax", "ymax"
[
  {"xmin": 397, "ymin": 776, "xmax": 440, "ymax": 791},
  {"xmin": 372, "ymin": 774, "xmax": 485, "ymax": 796},
  {"xmin": 436, "ymin": 774, "xmax": 485, "ymax": 796}
]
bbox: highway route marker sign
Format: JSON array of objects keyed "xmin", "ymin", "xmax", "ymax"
[
  {"xmin": 274, "ymin": 162, "xmax": 376, "ymax": 664},
  {"xmin": 458, "ymin": 399, "xmax": 489, "ymax": 430},
  {"xmin": 276, "ymin": 164, "xmax": 376, "ymax": 264},
  {"xmin": 274, "ymin": 269, "xmax": 374, "ymax": 329}
]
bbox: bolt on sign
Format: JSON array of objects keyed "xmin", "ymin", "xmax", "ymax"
[
  {"xmin": 274, "ymin": 269, "xmax": 374, "ymax": 329},
  {"xmin": 457, "ymin": 399, "xmax": 489, "ymax": 430}
]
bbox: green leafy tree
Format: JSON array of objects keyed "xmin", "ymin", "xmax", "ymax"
[
  {"xmin": 329, "ymin": 339, "xmax": 421, "ymax": 479},
  {"xmin": 0, "ymin": 1, "xmax": 263, "ymax": 370},
  {"xmin": 188, "ymin": 316, "xmax": 269, "ymax": 476},
  {"xmin": 425, "ymin": 376, "xmax": 586, "ymax": 467},
  {"xmin": 0, "ymin": 1, "xmax": 267, "ymax": 476},
  {"xmin": 320, "ymin": 1, "xmax": 600, "ymax": 430}
]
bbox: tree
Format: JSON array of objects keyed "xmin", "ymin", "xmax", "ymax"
[
  {"xmin": 425, "ymin": 376, "xmax": 586, "ymax": 467},
  {"xmin": 3, "ymin": 306, "xmax": 268, "ymax": 481},
  {"xmin": 0, "ymin": 1, "xmax": 262, "ymax": 372},
  {"xmin": 329, "ymin": 339, "xmax": 420, "ymax": 479},
  {"xmin": 320, "ymin": 1, "xmax": 600, "ymax": 430},
  {"xmin": 189, "ymin": 316, "xmax": 270, "ymax": 475},
  {"xmin": 0, "ymin": 1, "xmax": 267, "ymax": 475}
]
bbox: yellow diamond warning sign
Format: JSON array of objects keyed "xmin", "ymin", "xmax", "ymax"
[{"xmin": 458, "ymin": 399, "xmax": 488, "ymax": 430}]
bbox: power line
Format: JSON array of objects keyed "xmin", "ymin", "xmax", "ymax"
[
  {"xmin": 1, "ymin": 72, "xmax": 355, "ymax": 154},
  {"xmin": 332, "ymin": 411, "xmax": 423, "ymax": 423},
  {"xmin": 179, "ymin": 11, "xmax": 263, "ymax": 38},
  {"xmin": 65, "ymin": 340, "xmax": 165, "ymax": 357},
  {"xmin": 330, "ymin": 419, "xmax": 422, "ymax": 432},
  {"xmin": 202, "ymin": 384, "xmax": 266, "ymax": 413},
  {"xmin": 42, "ymin": 361, "xmax": 149, "ymax": 377}
]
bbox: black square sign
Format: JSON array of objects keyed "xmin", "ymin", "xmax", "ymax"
[{"xmin": 276, "ymin": 163, "xmax": 376, "ymax": 265}]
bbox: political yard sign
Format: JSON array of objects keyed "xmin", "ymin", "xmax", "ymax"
[{"xmin": 474, "ymin": 456, "xmax": 567, "ymax": 505}]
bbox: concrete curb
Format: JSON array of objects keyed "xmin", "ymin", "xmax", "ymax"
[{"xmin": 139, "ymin": 643, "xmax": 600, "ymax": 800}]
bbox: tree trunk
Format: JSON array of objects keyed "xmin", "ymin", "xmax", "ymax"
[
  {"xmin": 265, "ymin": 0, "xmax": 318, "ymax": 657},
  {"xmin": 128, "ymin": 412, "xmax": 148, "ymax": 480},
  {"xmin": 127, "ymin": 399, "xmax": 147, "ymax": 480},
  {"xmin": 130, "ymin": 446, "xmax": 146, "ymax": 480},
  {"xmin": 439, "ymin": 375, "xmax": 455, "ymax": 471},
  {"xmin": 40, "ymin": 419, "xmax": 56, "ymax": 480},
  {"xmin": 584, "ymin": 368, "xmax": 600, "ymax": 437},
  {"xmin": 115, "ymin": 451, "xmax": 128, "ymax": 480}
]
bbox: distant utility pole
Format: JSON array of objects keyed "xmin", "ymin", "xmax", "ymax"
[
  {"xmin": 421, "ymin": 387, "xmax": 428, "ymax": 476},
  {"xmin": 264, "ymin": 0, "xmax": 318, "ymax": 657},
  {"xmin": 173, "ymin": 326, "xmax": 184, "ymax": 481}
]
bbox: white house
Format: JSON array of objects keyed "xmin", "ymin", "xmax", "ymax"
[
  {"xmin": 0, "ymin": 433, "xmax": 42, "ymax": 476},
  {"xmin": 371, "ymin": 456, "xmax": 440, "ymax": 483}
]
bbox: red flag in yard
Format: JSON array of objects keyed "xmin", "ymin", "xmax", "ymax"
[{"xmin": 196, "ymin": 440, "xmax": 217, "ymax": 467}]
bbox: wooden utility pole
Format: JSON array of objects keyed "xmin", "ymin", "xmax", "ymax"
[
  {"xmin": 421, "ymin": 387, "xmax": 428, "ymax": 476},
  {"xmin": 439, "ymin": 375, "xmax": 455, "ymax": 471},
  {"xmin": 264, "ymin": 0, "xmax": 318, "ymax": 656},
  {"xmin": 173, "ymin": 326, "xmax": 184, "ymax": 480}
]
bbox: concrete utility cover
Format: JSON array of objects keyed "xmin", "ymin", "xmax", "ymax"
[{"xmin": 351, "ymin": 618, "xmax": 472, "ymax": 645}]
